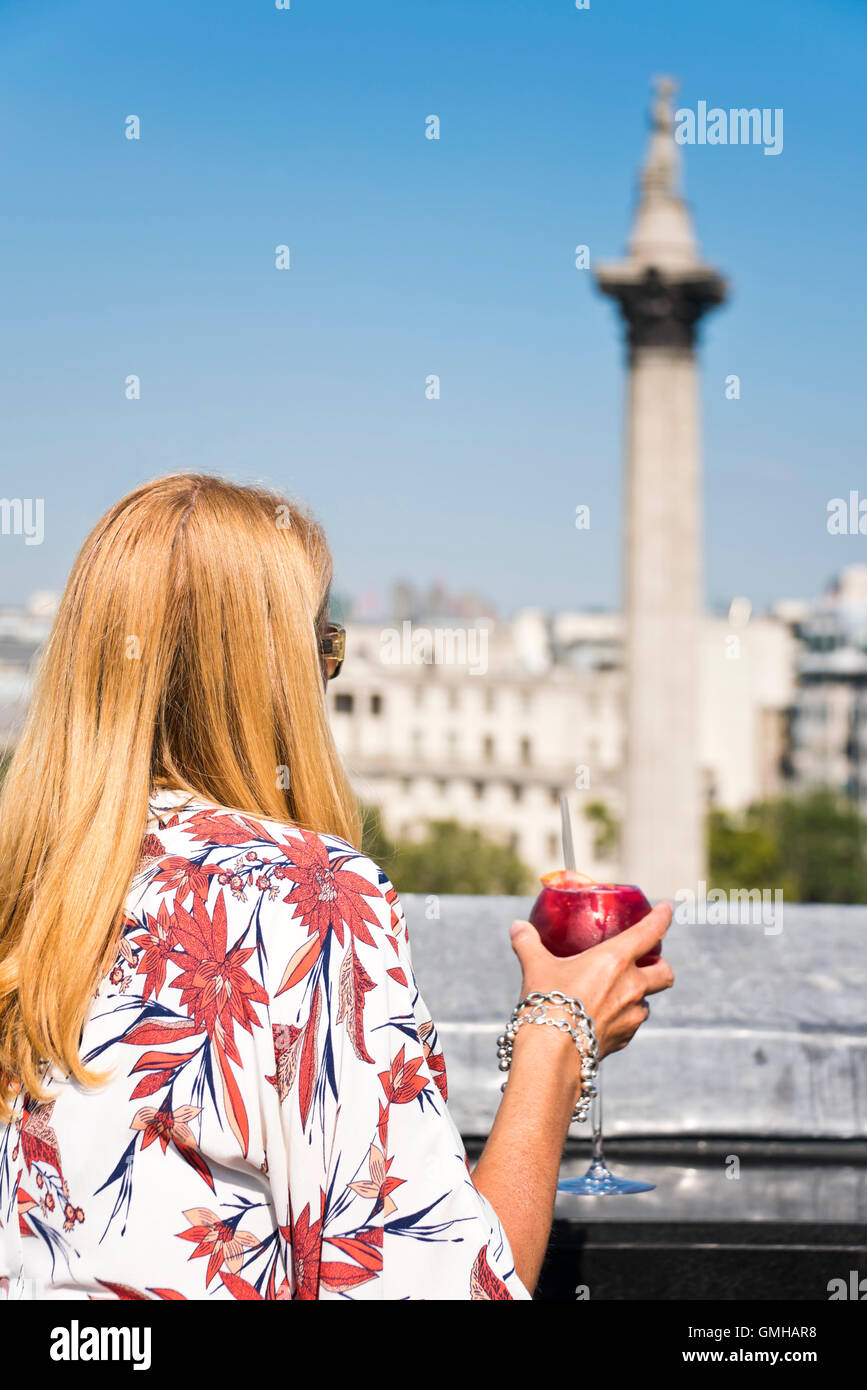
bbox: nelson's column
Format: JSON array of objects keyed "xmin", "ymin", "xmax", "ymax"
[{"xmin": 596, "ymin": 78, "xmax": 727, "ymax": 900}]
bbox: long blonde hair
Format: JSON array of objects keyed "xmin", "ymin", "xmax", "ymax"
[{"xmin": 0, "ymin": 473, "xmax": 360, "ymax": 1117}]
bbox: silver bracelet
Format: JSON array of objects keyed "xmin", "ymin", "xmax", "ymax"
[{"xmin": 496, "ymin": 989, "xmax": 599, "ymax": 1124}]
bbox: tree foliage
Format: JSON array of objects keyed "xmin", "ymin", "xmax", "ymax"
[
  {"xmin": 584, "ymin": 800, "xmax": 619, "ymax": 859},
  {"xmin": 708, "ymin": 787, "xmax": 867, "ymax": 904},
  {"xmin": 360, "ymin": 805, "xmax": 533, "ymax": 895}
]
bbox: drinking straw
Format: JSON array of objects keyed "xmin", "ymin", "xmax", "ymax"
[{"xmin": 559, "ymin": 793, "xmax": 576, "ymax": 873}]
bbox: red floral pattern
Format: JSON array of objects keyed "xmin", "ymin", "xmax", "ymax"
[{"xmin": 0, "ymin": 790, "xmax": 528, "ymax": 1300}]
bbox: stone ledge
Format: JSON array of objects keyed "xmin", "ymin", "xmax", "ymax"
[{"xmin": 402, "ymin": 895, "xmax": 867, "ymax": 1139}]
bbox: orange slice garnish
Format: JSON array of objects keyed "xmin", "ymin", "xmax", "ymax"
[{"xmin": 541, "ymin": 869, "xmax": 595, "ymax": 889}]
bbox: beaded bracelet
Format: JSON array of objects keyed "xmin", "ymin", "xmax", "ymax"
[{"xmin": 496, "ymin": 989, "xmax": 599, "ymax": 1123}]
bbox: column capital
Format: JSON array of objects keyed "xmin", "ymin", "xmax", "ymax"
[{"xmin": 597, "ymin": 264, "xmax": 727, "ymax": 352}]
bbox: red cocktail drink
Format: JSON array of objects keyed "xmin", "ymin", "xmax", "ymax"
[
  {"xmin": 529, "ymin": 870, "xmax": 659, "ymax": 965},
  {"xmin": 527, "ymin": 850, "xmax": 663, "ymax": 1195}
]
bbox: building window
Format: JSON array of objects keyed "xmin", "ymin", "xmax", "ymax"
[
  {"xmin": 401, "ymin": 777, "xmax": 413, "ymax": 793},
  {"xmin": 370, "ymin": 693, "xmax": 383, "ymax": 715},
  {"xmin": 512, "ymin": 783, "xmax": 523, "ymax": 803},
  {"xmin": 436, "ymin": 778, "xmax": 447, "ymax": 794},
  {"xmin": 414, "ymin": 687, "xmax": 424, "ymax": 708},
  {"xmin": 448, "ymin": 689, "xmax": 459, "ymax": 711},
  {"xmin": 549, "ymin": 787, "xmax": 560, "ymax": 806},
  {"xmin": 483, "ymin": 735, "xmax": 495, "ymax": 763},
  {"xmin": 484, "ymin": 689, "xmax": 496, "ymax": 712},
  {"xmin": 473, "ymin": 781, "xmax": 485, "ymax": 800},
  {"xmin": 520, "ymin": 737, "xmax": 532, "ymax": 766},
  {"xmin": 411, "ymin": 730, "xmax": 423, "ymax": 758},
  {"xmin": 447, "ymin": 732, "xmax": 458, "ymax": 760},
  {"xmin": 335, "ymin": 693, "xmax": 354, "ymax": 714}
]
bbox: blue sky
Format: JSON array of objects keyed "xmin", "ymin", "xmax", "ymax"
[{"xmin": 0, "ymin": 0, "xmax": 864, "ymax": 615}]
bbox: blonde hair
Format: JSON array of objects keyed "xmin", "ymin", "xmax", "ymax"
[{"xmin": 0, "ymin": 473, "xmax": 360, "ymax": 1117}]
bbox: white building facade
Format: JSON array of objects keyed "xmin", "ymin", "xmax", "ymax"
[{"xmin": 328, "ymin": 606, "xmax": 796, "ymax": 882}]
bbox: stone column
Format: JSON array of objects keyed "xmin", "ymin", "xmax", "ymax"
[{"xmin": 596, "ymin": 78, "xmax": 727, "ymax": 899}]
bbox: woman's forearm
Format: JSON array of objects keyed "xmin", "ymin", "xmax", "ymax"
[
  {"xmin": 472, "ymin": 908, "xmax": 674, "ymax": 1295},
  {"xmin": 470, "ymin": 1021, "xmax": 581, "ymax": 1295}
]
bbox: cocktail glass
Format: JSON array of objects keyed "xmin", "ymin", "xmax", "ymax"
[{"xmin": 529, "ymin": 869, "xmax": 658, "ymax": 1195}]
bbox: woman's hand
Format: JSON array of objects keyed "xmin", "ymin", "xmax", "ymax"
[
  {"xmin": 471, "ymin": 902, "xmax": 675, "ymax": 1293},
  {"xmin": 508, "ymin": 901, "xmax": 675, "ymax": 1060}
]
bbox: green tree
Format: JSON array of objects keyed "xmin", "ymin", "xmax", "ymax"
[
  {"xmin": 361, "ymin": 806, "xmax": 532, "ymax": 894},
  {"xmin": 585, "ymin": 800, "xmax": 619, "ymax": 859},
  {"xmin": 708, "ymin": 787, "xmax": 867, "ymax": 904}
]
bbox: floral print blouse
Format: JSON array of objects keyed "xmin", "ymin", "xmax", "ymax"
[{"xmin": 0, "ymin": 790, "xmax": 529, "ymax": 1301}]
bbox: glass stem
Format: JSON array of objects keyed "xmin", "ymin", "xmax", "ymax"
[{"xmin": 589, "ymin": 1070, "xmax": 607, "ymax": 1168}]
